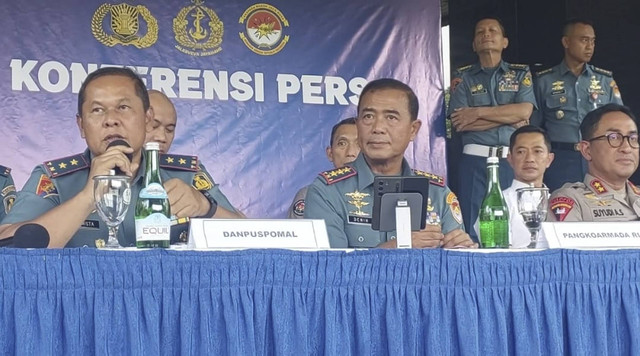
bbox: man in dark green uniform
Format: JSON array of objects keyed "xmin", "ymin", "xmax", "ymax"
[
  {"xmin": 0, "ymin": 67, "xmax": 243, "ymax": 247},
  {"xmin": 305, "ymin": 78, "xmax": 476, "ymax": 249},
  {"xmin": 0, "ymin": 165, "xmax": 16, "ymax": 223}
]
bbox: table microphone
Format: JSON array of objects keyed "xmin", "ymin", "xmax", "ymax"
[
  {"xmin": 0, "ymin": 223, "xmax": 50, "ymax": 248},
  {"xmin": 106, "ymin": 139, "xmax": 133, "ymax": 175}
]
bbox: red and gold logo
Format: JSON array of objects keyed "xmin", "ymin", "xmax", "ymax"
[{"xmin": 239, "ymin": 4, "xmax": 289, "ymax": 55}]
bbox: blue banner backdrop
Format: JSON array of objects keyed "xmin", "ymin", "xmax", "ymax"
[{"xmin": 0, "ymin": 0, "xmax": 444, "ymax": 218}]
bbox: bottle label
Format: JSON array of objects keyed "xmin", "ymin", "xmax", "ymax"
[
  {"xmin": 135, "ymin": 213, "xmax": 170, "ymax": 242},
  {"xmin": 139, "ymin": 183, "xmax": 168, "ymax": 199}
]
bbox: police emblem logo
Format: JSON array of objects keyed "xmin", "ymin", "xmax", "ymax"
[
  {"xmin": 91, "ymin": 3, "xmax": 158, "ymax": 48},
  {"xmin": 293, "ymin": 199, "xmax": 305, "ymax": 217},
  {"xmin": 173, "ymin": 0, "xmax": 223, "ymax": 56},
  {"xmin": 239, "ymin": 3, "xmax": 289, "ymax": 55}
]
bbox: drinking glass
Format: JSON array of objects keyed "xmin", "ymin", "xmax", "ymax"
[
  {"xmin": 93, "ymin": 175, "xmax": 131, "ymax": 248},
  {"xmin": 516, "ymin": 186, "xmax": 549, "ymax": 248}
]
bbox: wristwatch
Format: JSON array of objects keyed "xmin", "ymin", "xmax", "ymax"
[{"xmin": 198, "ymin": 190, "xmax": 218, "ymax": 218}]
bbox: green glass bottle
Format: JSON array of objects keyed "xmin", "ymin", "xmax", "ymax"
[
  {"xmin": 478, "ymin": 156, "xmax": 510, "ymax": 248},
  {"xmin": 135, "ymin": 142, "xmax": 171, "ymax": 248}
]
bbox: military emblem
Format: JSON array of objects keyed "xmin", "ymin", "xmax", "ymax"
[
  {"xmin": 91, "ymin": 3, "xmax": 158, "ymax": 48},
  {"xmin": 239, "ymin": 3, "xmax": 289, "ymax": 55},
  {"xmin": 590, "ymin": 179, "xmax": 608, "ymax": 194},
  {"xmin": 550, "ymin": 196, "xmax": 575, "ymax": 222},
  {"xmin": 471, "ymin": 83, "xmax": 487, "ymax": 95},
  {"xmin": 559, "ymin": 96, "xmax": 567, "ymax": 104},
  {"xmin": 611, "ymin": 80, "xmax": 621, "ymax": 99},
  {"xmin": 522, "ymin": 72, "xmax": 532, "ymax": 87},
  {"xmin": 293, "ymin": 199, "xmax": 305, "ymax": 217},
  {"xmin": 173, "ymin": 0, "xmax": 223, "ymax": 56},
  {"xmin": 556, "ymin": 110, "xmax": 564, "ymax": 120},
  {"xmin": 192, "ymin": 171, "xmax": 213, "ymax": 191},
  {"xmin": 35, "ymin": 174, "xmax": 58, "ymax": 198},
  {"xmin": 589, "ymin": 76, "xmax": 603, "ymax": 94},
  {"xmin": 2, "ymin": 184, "xmax": 16, "ymax": 215},
  {"xmin": 450, "ymin": 77, "xmax": 462, "ymax": 93},
  {"xmin": 446, "ymin": 192, "xmax": 463, "ymax": 224},
  {"xmin": 426, "ymin": 197, "xmax": 434, "ymax": 212},
  {"xmin": 551, "ymin": 80, "xmax": 565, "ymax": 95},
  {"xmin": 345, "ymin": 190, "xmax": 370, "ymax": 217},
  {"xmin": 426, "ymin": 212, "xmax": 440, "ymax": 225}
]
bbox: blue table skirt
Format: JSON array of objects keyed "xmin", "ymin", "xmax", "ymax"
[{"xmin": 1, "ymin": 248, "xmax": 639, "ymax": 355}]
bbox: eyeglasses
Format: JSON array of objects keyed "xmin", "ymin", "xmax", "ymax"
[{"xmin": 587, "ymin": 132, "xmax": 639, "ymax": 148}]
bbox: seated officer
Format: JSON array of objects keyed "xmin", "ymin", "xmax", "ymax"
[
  {"xmin": 146, "ymin": 89, "xmax": 177, "ymax": 155},
  {"xmin": 288, "ymin": 117, "xmax": 359, "ymax": 218},
  {"xmin": 304, "ymin": 78, "xmax": 477, "ymax": 249},
  {"xmin": 0, "ymin": 165, "xmax": 16, "ymax": 223},
  {"xmin": 0, "ymin": 67, "xmax": 242, "ymax": 248},
  {"xmin": 549, "ymin": 104, "xmax": 640, "ymax": 221}
]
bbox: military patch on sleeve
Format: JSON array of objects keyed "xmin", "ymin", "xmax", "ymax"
[
  {"xmin": 610, "ymin": 80, "xmax": 621, "ymax": 99},
  {"xmin": 160, "ymin": 153, "xmax": 199, "ymax": 172},
  {"xmin": 2, "ymin": 184, "xmax": 16, "ymax": 214},
  {"xmin": 35, "ymin": 174, "xmax": 58, "ymax": 198},
  {"xmin": 509, "ymin": 63, "xmax": 529, "ymax": 70},
  {"xmin": 293, "ymin": 199, "xmax": 305, "ymax": 217},
  {"xmin": 450, "ymin": 77, "xmax": 463, "ymax": 93},
  {"xmin": 590, "ymin": 179, "xmax": 608, "ymax": 194},
  {"xmin": 446, "ymin": 192, "xmax": 463, "ymax": 224},
  {"xmin": 522, "ymin": 72, "xmax": 533, "ymax": 87},
  {"xmin": 319, "ymin": 166, "xmax": 356, "ymax": 185},
  {"xmin": 592, "ymin": 66, "xmax": 613, "ymax": 77},
  {"xmin": 550, "ymin": 196, "xmax": 575, "ymax": 222},
  {"xmin": 412, "ymin": 169, "xmax": 445, "ymax": 187},
  {"xmin": 535, "ymin": 68, "xmax": 553, "ymax": 77},
  {"xmin": 192, "ymin": 170, "xmax": 214, "ymax": 191},
  {"xmin": 43, "ymin": 153, "xmax": 89, "ymax": 178},
  {"xmin": 0, "ymin": 165, "xmax": 10, "ymax": 177}
]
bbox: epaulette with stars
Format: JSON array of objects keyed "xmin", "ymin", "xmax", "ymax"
[
  {"xmin": 508, "ymin": 63, "xmax": 529, "ymax": 70},
  {"xmin": 43, "ymin": 153, "xmax": 89, "ymax": 178},
  {"xmin": 0, "ymin": 165, "xmax": 10, "ymax": 177},
  {"xmin": 590, "ymin": 178, "xmax": 608, "ymax": 194},
  {"xmin": 592, "ymin": 66, "xmax": 613, "ymax": 77},
  {"xmin": 412, "ymin": 169, "xmax": 445, "ymax": 187},
  {"xmin": 319, "ymin": 166, "xmax": 356, "ymax": 185},
  {"xmin": 535, "ymin": 68, "xmax": 553, "ymax": 77},
  {"xmin": 159, "ymin": 153, "xmax": 199, "ymax": 172},
  {"xmin": 455, "ymin": 64, "xmax": 473, "ymax": 74}
]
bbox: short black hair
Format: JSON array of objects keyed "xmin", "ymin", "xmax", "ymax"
[
  {"xmin": 509, "ymin": 125, "xmax": 552, "ymax": 152},
  {"xmin": 580, "ymin": 103, "xmax": 638, "ymax": 140},
  {"xmin": 77, "ymin": 67, "xmax": 149, "ymax": 117},
  {"xmin": 562, "ymin": 18, "xmax": 594, "ymax": 37},
  {"xmin": 329, "ymin": 117, "xmax": 357, "ymax": 147},
  {"xmin": 357, "ymin": 78, "xmax": 419, "ymax": 121},
  {"xmin": 475, "ymin": 16, "xmax": 507, "ymax": 37}
]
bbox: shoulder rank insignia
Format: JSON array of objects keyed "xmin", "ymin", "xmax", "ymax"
[
  {"xmin": 535, "ymin": 68, "xmax": 553, "ymax": 77},
  {"xmin": 509, "ymin": 63, "xmax": 529, "ymax": 70},
  {"xmin": 0, "ymin": 165, "xmax": 10, "ymax": 177},
  {"xmin": 456, "ymin": 64, "xmax": 473, "ymax": 73},
  {"xmin": 412, "ymin": 169, "xmax": 445, "ymax": 187},
  {"xmin": 592, "ymin": 66, "xmax": 613, "ymax": 77},
  {"xmin": 43, "ymin": 153, "xmax": 89, "ymax": 178},
  {"xmin": 160, "ymin": 153, "xmax": 199, "ymax": 172},
  {"xmin": 319, "ymin": 166, "xmax": 356, "ymax": 185},
  {"xmin": 590, "ymin": 179, "xmax": 608, "ymax": 194}
]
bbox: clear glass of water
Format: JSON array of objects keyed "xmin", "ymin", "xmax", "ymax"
[
  {"xmin": 93, "ymin": 175, "xmax": 131, "ymax": 248},
  {"xmin": 516, "ymin": 186, "xmax": 549, "ymax": 248}
]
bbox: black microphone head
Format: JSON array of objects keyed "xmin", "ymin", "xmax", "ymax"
[
  {"xmin": 14, "ymin": 223, "xmax": 50, "ymax": 248},
  {"xmin": 106, "ymin": 139, "xmax": 133, "ymax": 175}
]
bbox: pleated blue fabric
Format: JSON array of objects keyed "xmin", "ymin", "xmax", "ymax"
[{"xmin": 0, "ymin": 248, "xmax": 639, "ymax": 355}]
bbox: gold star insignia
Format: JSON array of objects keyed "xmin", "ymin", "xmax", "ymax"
[
  {"xmin": 179, "ymin": 158, "xmax": 187, "ymax": 165},
  {"xmin": 70, "ymin": 159, "xmax": 78, "ymax": 166},
  {"xmin": 166, "ymin": 157, "xmax": 174, "ymax": 163},
  {"xmin": 58, "ymin": 162, "xmax": 67, "ymax": 169}
]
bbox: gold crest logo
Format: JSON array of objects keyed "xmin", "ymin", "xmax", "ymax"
[
  {"xmin": 91, "ymin": 3, "xmax": 158, "ymax": 48},
  {"xmin": 173, "ymin": 0, "xmax": 223, "ymax": 56},
  {"xmin": 345, "ymin": 190, "xmax": 370, "ymax": 217},
  {"xmin": 239, "ymin": 3, "xmax": 289, "ymax": 55}
]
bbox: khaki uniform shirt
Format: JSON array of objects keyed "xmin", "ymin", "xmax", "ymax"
[{"xmin": 549, "ymin": 173, "xmax": 640, "ymax": 222}]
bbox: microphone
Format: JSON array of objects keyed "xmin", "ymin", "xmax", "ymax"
[
  {"xmin": 106, "ymin": 139, "xmax": 133, "ymax": 175},
  {"xmin": 0, "ymin": 223, "xmax": 51, "ymax": 248}
]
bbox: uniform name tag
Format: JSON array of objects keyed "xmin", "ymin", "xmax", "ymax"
[
  {"xmin": 542, "ymin": 221, "xmax": 640, "ymax": 248},
  {"xmin": 81, "ymin": 219, "xmax": 100, "ymax": 229},
  {"xmin": 348, "ymin": 216, "xmax": 372, "ymax": 225}
]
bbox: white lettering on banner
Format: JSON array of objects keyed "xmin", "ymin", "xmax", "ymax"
[{"xmin": 10, "ymin": 59, "xmax": 366, "ymax": 106}]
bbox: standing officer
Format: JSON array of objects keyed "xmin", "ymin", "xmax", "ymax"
[
  {"xmin": 549, "ymin": 104, "xmax": 639, "ymax": 222},
  {"xmin": 449, "ymin": 17, "xmax": 537, "ymax": 241},
  {"xmin": 0, "ymin": 67, "xmax": 243, "ymax": 247},
  {"xmin": 304, "ymin": 78, "xmax": 476, "ymax": 249},
  {"xmin": 0, "ymin": 165, "xmax": 16, "ymax": 222},
  {"xmin": 533, "ymin": 19, "xmax": 623, "ymax": 192}
]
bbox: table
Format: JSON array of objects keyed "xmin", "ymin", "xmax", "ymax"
[{"xmin": 1, "ymin": 248, "xmax": 639, "ymax": 355}]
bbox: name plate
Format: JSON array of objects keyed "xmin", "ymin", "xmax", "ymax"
[
  {"xmin": 542, "ymin": 221, "xmax": 640, "ymax": 248},
  {"xmin": 187, "ymin": 219, "xmax": 330, "ymax": 249}
]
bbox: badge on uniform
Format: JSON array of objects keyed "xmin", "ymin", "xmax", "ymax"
[
  {"xmin": 521, "ymin": 72, "xmax": 532, "ymax": 87},
  {"xmin": 35, "ymin": 174, "xmax": 58, "ymax": 198},
  {"xmin": 589, "ymin": 76, "xmax": 604, "ymax": 95},
  {"xmin": 471, "ymin": 83, "xmax": 487, "ymax": 95},
  {"xmin": 590, "ymin": 179, "xmax": 608, "ymax": 194},
  {"xmin": 446, "ymin": 192, "xmax": 463, "ymax": 224},
  {"xmin": 293, "ymin": 199, "xmax": 305, "ymax": 217},
  {"xmin": 192, "ymin": 171, "xmax": 214, "ymax": 191},
  {"xmin": 551, "ymin": 81, "xmax": 565, "ymax": 95},
  {"xmin": 345, "ymin": 190, "xmax": 370, "ymax": 217},
  {"xmin": 556, "ymin": 110, "xmax": 564, "ymax": 120},
  {"xmin": 550, "ymin": 197, "xmax": 575, "ymax": 221},
  {"xmin": 610, "ymin": 80, "xmax": 621, "ymax": 99},
  {"xmin": 2, "ymin": 184, "xmax": 16, "ymax": 214}
]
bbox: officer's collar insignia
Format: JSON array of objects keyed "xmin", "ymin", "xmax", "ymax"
[
  {"xmin": 320, "ymin": 166, "xmax": 356, "ymax": 184},
  {"xmin": 345, "ymin": 190, "xmax": 370, "ymax": 217},
  {"xmin": 0, "ymin": 165, "xmax": 11, "ymax": 177},
  {"xmin": 535, "ymin": 68, "xmax": 553, "ymax": 77},
  {"xmin": 44, "ymin": 153, "xmax": 89, "ymax": 177},
  {"xmin": 592, "ymin": 66, "xmax": 612, "ymax": 77},
  {"xmin": 628, "ymin": 181, "xmax": 640, "ymax": 196},
  {"xmin": 35, "ymin": 174, "xmax": 59, "ymax": 198},
  {"xmin": 160, "ymin": 153, "xmax": 199, "ymax": 172},
  {"xmin": 550, "ymin": 196, "xmax": 575, "ymax": 222},
  {"xmin": 412, "ymin": 169, "xmax": 445, "ymax": 187},
  {"xmin": 192, "ymin": 171, "xmax": 213, "ymax": 191},
  {"xmin": 590, "ymin": 179, "xmax": 608, "ymax": 194}
]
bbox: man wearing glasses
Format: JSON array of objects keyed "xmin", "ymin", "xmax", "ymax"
[{"xmin": 549, "ymin": 104, "xmax": 640, "ymax": 222}]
